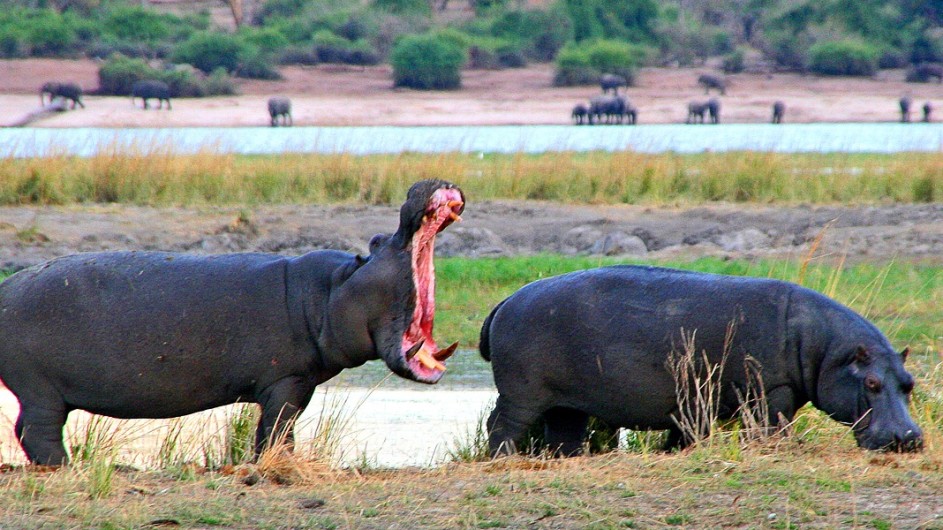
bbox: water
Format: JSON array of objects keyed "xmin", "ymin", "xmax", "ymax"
[
  {"xmin": 2, "ymin": 123, "xmax": 943, "ymax": 157},
  {"xmin": 0, "ymin": 385, "xmax": 497, "ymax": 469}
]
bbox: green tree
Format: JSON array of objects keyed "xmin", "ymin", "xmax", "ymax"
[{"xmin": 390, "ymin": 33, "xmax": 466, "ymax": 89}]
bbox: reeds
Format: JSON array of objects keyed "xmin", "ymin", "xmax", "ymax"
[{"xmin": 2, "ymin": 149, "xmax": 943, "ymax": 206}]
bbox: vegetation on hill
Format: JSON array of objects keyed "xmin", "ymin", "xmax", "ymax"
[{"xmin": 3, "ymin": 0, "xmax": 943, "ymax": 92}]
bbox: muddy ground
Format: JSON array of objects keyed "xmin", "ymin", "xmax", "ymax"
[{"xmin": 2, "ymin": 201, "xmax": 943, "ymax": 271}]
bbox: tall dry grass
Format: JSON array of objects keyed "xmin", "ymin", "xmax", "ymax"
[{"xmin": 2, "ymin": 149, "xmax": 943, "ymax": 206}]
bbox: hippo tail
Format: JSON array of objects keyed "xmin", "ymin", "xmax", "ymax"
[{"xmin": 478, "ymin": 299, "xmax": 506, "ymax": 362}]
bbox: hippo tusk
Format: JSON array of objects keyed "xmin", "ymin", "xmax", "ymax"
[
  {"xmin": 416, "ymin": 348, "xmax": 447, "ymax": 371},
  {"xmin": 449, "ymin": 212, "xmax": 462, "ymax": 222},
  {"xmin": 405, "ymin": 340, "xmax": 424, "ymax": 360},
  {"xmin": 433, "ymin": 341, "xmax": 459, "ymax": 361},
  {"xmin": 448, "ymin": 200, "xmax": 463, "ymax": 209}
]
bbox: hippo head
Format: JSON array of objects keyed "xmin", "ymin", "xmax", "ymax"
[
  {"xmin": 324, "ymin": 179, "xmax": 464, "ymax": 384},
  {"xmin": 817, "ymin": 343, "xmax": 923, "ymax": 452}
]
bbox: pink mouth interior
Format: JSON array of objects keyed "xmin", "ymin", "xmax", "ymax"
[{"xmin": 401, "ymin": 187, "xmax": 463, "ymax": 382}]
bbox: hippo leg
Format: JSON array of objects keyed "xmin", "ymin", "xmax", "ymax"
[
  {"xmin": 254, "ymin": 376, "xmax": 316, "ymax": 455},
  {"xmin": 16, "ymin": 401, "xmax": 69, "ymax": 465},
  {"xmin": 765, "ymin": 386, "xmax": 799, "ymax": 430},
  {"xmin": 487, "ymin": 395, "xmax": 543, "ymax": 456},
  {"xmin": 544, "ymin": 407, "xmax": 589, "ymax": 456}
]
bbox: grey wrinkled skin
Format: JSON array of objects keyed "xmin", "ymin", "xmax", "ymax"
[
  {"xmin": 772, "ymin": 101, "xmax": 786, "ymax": 124},
  {"xmin": 900, "ymin": 96, "xmax": 912, "ymax": 123},
  {"xmin": 40, "ymin": 82, "xmax": 84, "ymax": 109},
  {"xmin": 0, "ymin": 179, "xmax": 464, "ymax": 465},
  {"xmin": 268, "ymin": 96, "xmax": 292, "ymax": 127},
  {"xmin": 687, "ymin": 101, "xmax": 707, "ymax": 124},
  {"xmin": 706, "ymin": 97, "xmax": 721, "ymax": 124},
  {"xmin": 588, "ymin": 95, "xmax": 628, "ymax": 125},
  {"xmin": 132, "ymin": 80, "xmax": 172, "ymax": 110},
  {"xmin": 480, "ymin": 265, "xmax": 923, "ymax": 457},
  {"xmin": 697, "ymin": 73, "xmax": 726, "ymax": 95},
  {"xmin": 571, "ymin": 103, "xmax": 588, "ymax": 125},
  {"xmin": 599, "ymin": 73, "xmax": 627, "ymax": 95}
]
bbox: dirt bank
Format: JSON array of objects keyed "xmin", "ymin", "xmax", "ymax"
[
  {"xmin": 0, "ymin": 59, "xmax": 937, "ymax": 127},
  {"xmin": 2, "ymin": 201, "xmax": 942, "ymax": 271}
]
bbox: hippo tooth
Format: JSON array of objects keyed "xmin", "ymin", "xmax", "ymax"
[
  {"xmin": 433, "ymin": 341, "xmax": 458, "ymax": 361},
  {"xmin": 405, "ymin": 340, "xmax": 424, "ymax": 360},
  {"xmin": 449, "ymin": 212, "xmax": 462, "ymax": 222},
  {"xmin": 447, "ymin": 200, "xmax": 464, "ymax": 209},
  {"xmin": 416, "ymin": 348, "xmax": 446, "ymax": 371}
]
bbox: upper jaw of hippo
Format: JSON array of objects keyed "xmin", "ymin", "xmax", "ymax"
[{"xmin": 398, "ymin": 183, "xmax": 464, "ymax": 383}]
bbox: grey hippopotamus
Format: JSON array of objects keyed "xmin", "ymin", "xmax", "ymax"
[
  {"xmin": 0, "ymin": 179, "xmax": 464, "ymax": 465},
  {"xmin": 480, "ymin": 265, "xmax": 923, "ymax": 456}
]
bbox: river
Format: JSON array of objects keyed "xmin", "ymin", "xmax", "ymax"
[{"xmin": 2, "ymin": 123, "xmax": 943, "ymax": 157}]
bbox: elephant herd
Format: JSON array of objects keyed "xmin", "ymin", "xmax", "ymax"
[
  {"xmin": 899, "ymin": 96, "xmax": 933, "ymax": 123},
  {"xmin": 37, "ymin": 80, "xmax": 293, "ymax": 126}
]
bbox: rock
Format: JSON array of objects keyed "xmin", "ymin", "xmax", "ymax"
[
  {"xmin": 562, "ymin": 225, "xmax": 604, "ymax": 253},
  {"xmin": 590, "ymin": 231, "xmax": 648, "ymax": 256},
  {"xmin": 436, "ymin": 227, "xmax": 506, "ymax": 257},
  {"xmin": 715, "ymin": 228, "xmax": 770, "ymax": 252}
]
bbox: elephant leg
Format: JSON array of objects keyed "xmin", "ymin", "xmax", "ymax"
[
  {"xmin": 487, "ymin": 395, "xmax": 543, "ymax": 457},
  {"xmin": 543, "ymin": 407, "xmax": 589, "ymax": 456},
  {"xmin": 16, "ymin": 400, "xmax": 70, "ymax": 465},
  {"xmin": 143, "ymin": 99, "xmax": 149, "ymax": 110},
  {"xmin": 254, "ymin": 376, "xmax": 316, "ymax": 456}
]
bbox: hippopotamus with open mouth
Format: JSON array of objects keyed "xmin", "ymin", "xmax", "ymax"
[
  {"xmin": 0, "ymin": 179, "xmax": 464, "ymax": 465},
  {"xmin": 480, "ymin": 265, "xmax": 923, "ymax": 456}
]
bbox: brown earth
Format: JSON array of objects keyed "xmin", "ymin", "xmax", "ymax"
[
  {"xmin": 0, "ymin": 58, "xmax": 938, "ymax": 127},
  {"xmin": 1, "ymin": 61, "xmax": 943, "ymax": 265}
]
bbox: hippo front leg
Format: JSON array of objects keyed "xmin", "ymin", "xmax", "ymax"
[
  {"xmin": 765, "ymin": 385, "xmax": 800, "ymax": 432},
  {"xmin": 544, "ymin": 407, "xmax": 590, "ymax": 456},
  {"xmin": 254, "ymin": 376, "xmax": 316, "ymax": 455}
]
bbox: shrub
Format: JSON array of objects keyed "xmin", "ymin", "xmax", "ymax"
[
  {"xmin": 763, "ymin": 30, "xmax": 813, "ymax": 71},
  {"xmin": 808, "ymin": 39, "xmax": 879, "ymax": 76},
  {"xmin": 372, "ymin": 0, "xmax": 430, "ymax": 15},
  {"xmin": 390, "ymin": 33, "xmax": 465, "ymax": 90},
  {"xmin": 312, "ymin": 30, "xmax": 380, "ymax": 65},
  {"xmin": 237, "ymin": 49, "xmax": 284, "ymax": 79},
  {"xmin": 22, "ymin": 12, "xmax": 76, "ymax": 57},
  {"xmin": 554, "ymin": 39, "xmax": 641, "ymax": 87},
  {"xmin": 239, "ymin": 27, "xmax": 289, "ymax": 53},
  {"xmin": 102, "ymin": 5, "xmax": 172, "ymax": 43},
  {"xmin": 172, "ymin": 31, "xmax": 250, "ymax": 74},
  {"xmin": 722, "ymin": 48, "xmax": 745, "ymax": 74},
  {"xmin": 278, "ymin": 46, "xmax": 319, "ymax": 65},
  {"xmin": 97, "ymin": 54, "xmax": 160, "ymax": 95},
  {"xmin": 0, "ymin": 28, "xmax": 26, "ymax": 58},
  {"xmin": 203, "ymin": 68, "xmax": 238, "ymax": 96}
]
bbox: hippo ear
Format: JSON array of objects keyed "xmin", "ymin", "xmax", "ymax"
[
  {"xmin": 854, "ymin": 345, "xmax": 872, "ymax": 365},
  {"xmin": 900, "ymin": 347, "xmax": 910, "ymax": 364},
  {"xmin": 354, "ymin": 254, "xmax": 368, "ymax": 266}
]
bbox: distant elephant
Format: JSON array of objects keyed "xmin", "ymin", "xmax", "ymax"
[
  {"xmin": 571, "ymin": 103, "xmax": 588, "ymax": 125},
  {"xmin": 900, "ymin": 96, "xmax": 912, "ymax": 123},
  {"xmin": 906, "ymin": 63, "xmax": 943, "ymax": 83},
  {"xmin": 588, "ymin": 95, "xmax": 627, "ymax": 125},
  {"xmin": 39, "ymin": 82, "xmax": 84, "ymax": 109},
  {"xmin": 623, "ymin": 104, "xmax": 638, "ymax": 125},
  {"xmin": 706, "ymin": 97, "xmax": 721, "ymax": 124},
  {"xmin": 599, "ymin": 73, "xmax": 628, "ymax": 95},
  {"xmin": 268, "ymin": 96, "xmax": 292, "ymax": 127},
  {"xmin": 687, "ymin": 101, "xmax": 707, "ymax": 124},
  {"xmin": 697, "ymin": 73, "xmax": 726, "ymax": 95},
  {"xmin": 132, "ymin": 80, "xmax": 172, "ymax": 110},
  {"xmin": 772, "ymin": 100, "xmax": 786, "ymax": 124},
  {"xmin": 923, "ymin": 101, "xmax": 933, "ymax": 123}
]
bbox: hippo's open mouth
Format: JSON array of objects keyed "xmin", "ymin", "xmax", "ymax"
[{"xmin": 401, "ymin": 186, "xmax": 464, "ymax": 383}]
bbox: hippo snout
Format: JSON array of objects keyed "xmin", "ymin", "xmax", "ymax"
[{"xmin": 858, "ymin": 424, "xmax": 924, "ymax": 453}]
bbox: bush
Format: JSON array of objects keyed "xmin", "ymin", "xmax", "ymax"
[
  {"xmin": 239, "ymin": 27, "xmax": 289, "ymax": 53},
  {"xmin": 22, "ymin": 12, "xmax": 76, "ymax": 57},
  {"xmin": 763, "ymin": 30, "xmax": 813, "ymax": 71},
  {"xmin": 0, "ymin": 28, "xmax": 26, "ymax": 58},
  {"xmin": 390, "ymin": 33, "xmax": 465, "ymax": 90},
  {"xmin": 102, "ymin": 6, "xmax": 172, "ymax": 43},
  {"xmin": 372, "ymin": 0, "xmax": 430, "ymax": 15},
  {"xmin": 808, "ymin": 39, "xmax": 879, "ymax": 76},
  {"xmin": 722, "ymin": 48, "xmax": 745, "ymax": 74},
  {"xmin": 97, "ymin": 53, "xmax": 237, "ymax": 97},
  {"xmin": 172, "ymin": 31, "xmax": 250, "ymax": 74},
  {"xmin": 311, "ymin": 30, "xmax": 380, "ymax": 65},
  {"xmin": 278, "ymin": 45, "xmax": 319, "ymax": 65},
  {"xmin": 553, "ymin": 39, "xmax": 641, "ymax": 87},
  {"xmin": 236, "ymin": 49, "xmax": 283, "ymax": 79},
  {"xmin": 97, "ymin": 54, "xmax": 160, "ymax": 95}
]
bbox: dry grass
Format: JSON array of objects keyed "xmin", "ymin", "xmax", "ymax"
[{"xmin": 2, "ymin": 149, "xmax": 943, "ymax": 206}]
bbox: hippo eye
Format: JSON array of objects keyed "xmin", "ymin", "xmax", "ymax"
[{"xmin": 864, "ymin": 374, "xmax": 883, "ymax": 393}]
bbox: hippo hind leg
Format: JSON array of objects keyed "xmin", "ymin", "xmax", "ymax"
[
  {"xmin": 543, "ymin": 407, "xmax": 590, "ymax": 456},
  {"xmin": 254, "ymin": 376, "xmax": 316, "ymax": 456},
  {"xmin": 16, "ymin": 401, "xmax": 69, "ymax": 465},
  {"xmin": 486, "ymin": 395, "xmax": 543, "ymax": 457}
]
